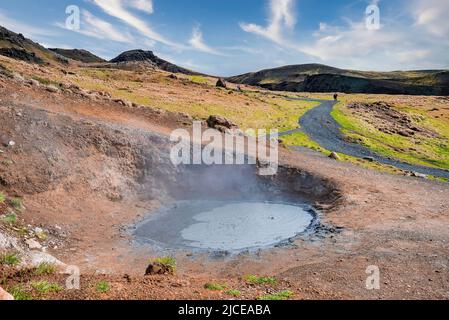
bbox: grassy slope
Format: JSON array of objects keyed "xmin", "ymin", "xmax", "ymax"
[{"xmin": 331, "ymin": 95, "xmax": 449, "ymax": 170}]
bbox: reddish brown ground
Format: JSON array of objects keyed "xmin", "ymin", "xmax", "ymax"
[{"xmin": 1, "ymin": 73, "xmax": 449, "ymax": 300}]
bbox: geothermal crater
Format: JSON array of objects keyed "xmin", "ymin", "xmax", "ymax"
[{"xmin": 133, "ymin": 164, "xmax": 336, "ymax": 253}]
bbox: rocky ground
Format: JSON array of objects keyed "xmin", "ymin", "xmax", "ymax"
[{"xmin": 1, "ymin": 63, "xmax": 449, "ymax": 300}]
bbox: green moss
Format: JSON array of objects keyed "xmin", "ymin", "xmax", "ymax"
[
  {"xmin": 244, "ymin": 275, "xmax": 277, "ymax": 285},
  {"xmin": 32, "ymin": 280, "xmax": 63, "ymax": 294},
  {"xmin": 258, "ymin": 290, "xmax": 294, "ymax": 301},
  {"xmin": 96, "ymin": 281, "xmax": 110, "ymax": 293},
  {"xmin": 35, "ymin": 263, "xmax": 57, "ymax": 275},
  {"xmin": 204, "ymin": 283, "xmax": 228, "ymax": 291},
  {"xmin": 226, "ymin": 289, "xmax": 242, "ymax": 297},
  {"xmin": 9, "ymin": 285, "xmax": 32, "ymax": 300},
  {"xmin": 0, "ymin": 252, "xmax": 20, "ymax": 265}
]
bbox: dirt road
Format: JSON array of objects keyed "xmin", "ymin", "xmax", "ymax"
[{"xmin": 285, "ymin": 97, "xmax": 449, "ymax": 179}]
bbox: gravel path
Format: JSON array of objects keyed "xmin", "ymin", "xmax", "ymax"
[{"xmin": 281, "ymin": 97, "xmax": 449, "ymax": 179}]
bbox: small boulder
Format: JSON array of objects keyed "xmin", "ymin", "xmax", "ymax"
[
  {"xmin": 25, "ymin": 238, "xmax": 42, "ymax": 250},
  {"xmin": 216, "ymin": 78, "xmax": 227, "ymax": 88},
  {"xmin": 329, "ymin": 152, "xmax": 340, "ymax": 160},
  {"xmin": 207, "ymin": 115, "xmax": 238, "ymax": 133},
  {"xmin": 145, "ymin": 262, "xmax": 174, "ymax": 275},
  {"xmin": 168, "ymin": 74, "xmax": 178, "ymax": 80},
  {"xmin": 411, "ymin": 172, "xmax": 428, "ymax": 179},
  {"xmin": 45, "ymin": 85, "xmax": 59, "ymax": 93}
]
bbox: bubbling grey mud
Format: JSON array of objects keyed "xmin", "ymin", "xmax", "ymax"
[
  {"xmin": 131, "ymin": 164, "xmax": 339, "ymax": 253},
  {"xmin": 133, "ymin": 200, "xmax": 318, "ymax": 252}
]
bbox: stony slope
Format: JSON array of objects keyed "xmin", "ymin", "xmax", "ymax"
[
  {"xmin": 48, "ymin": 48, "xmax": 105, "ymax": 63},
  {"xmin": 0, "ymin": 26, "xmax": 66, "ymax": 65}
]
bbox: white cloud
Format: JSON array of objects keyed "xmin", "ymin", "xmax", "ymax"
[
  {"xmin": 188, "ymin": 26, "xmax": 223, "ymax": 55},
  {"xmin": 80, "ymin": 10, "xmax": 134, "ymax": 43},
  {"xmin": 54, "ymin": 10, "xmax": 134, "ymax": 43},
  {"xmin": 127, "ymin": 0, "xmax": 154, "ymax": 14},
  {"xmin": 91, "ymin": 0, "xmax": 179, "ymax": 47},
  {"xmin": 240, "ymin": 0, "xmax": 296, "ymax": 45},
  {"xmin": 412, "ymin": 0, "xmax": 449, "ymax": 37}
]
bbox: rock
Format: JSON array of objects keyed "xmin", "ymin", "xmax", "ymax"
[
  {"xmin": 168, "ymin": 74, "xmax": 178, "ymax": 79},
  {"xmin": 45, "ymin": 85, "xmax": 59, "ymax": 93},
  {"xmin": 145, "ymin": 262, "xmax": 174, "ymax": 275},
  {"xmin": 25, "ymin": 238, "xmax": 42, "ymax": 250},
  {"xmin": 216, "ymin": 78, "xmax": 227, "ymax": 88},
  {"xmin": 27, "ymin": 79, "xmax": 40, "ymax": 87},
  {"xmin": 207, "ymin": 115, "xmax": 238, "ymax": 133},
  {"xmin": 7, "ymin": 141, "xmax": 15, "ymax": 147},
  {"xmin": 29, "ymin": 251, "xmax": 65, "ymax": 267},
  {"xmin": 411, "ymin": 172, "xmax": 428, "ymax": 179},
  {"xmin": 0, "ymin": 286, "xmax": 14, "ymax": 301},
  {"xmin": 363, "ymin": 156, "xmax": 375, "ymax": 162},
  {"xmin": 329, "ymin": 152, "xmax": 340, "ymax": 160}
]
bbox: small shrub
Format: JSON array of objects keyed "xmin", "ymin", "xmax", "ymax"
[
  {"xmin": 154, "ymin": 256, "xmax": 177, "ymax": 271},
  {"xmin": 0, "ymin": 192, "xmax": 5, "ymax": 203},
  {"xmin": 204, "ymin": 283, "xmax": 228, "ymax": 291},
  {"xmin": 32, "ymin": 280, "xmax": 62, "ymax": 294},
  {"xmin": 35, "ymin": 262, "xmax": 56, "ymax": 275},
  {"xmin": 258, "ymin": 290, "xmax": 294, "ymax": 301},
  {"xmin": 226, "ymin": 289, "xmax": 241, "ymax": 297},
  {"xmin": 244, "ymin": 275, "xmax": 277, "ymax": 285},
  {"xmin": 96, "ymin": 280, "xmax": 110, "ymax": 293},
  {"xmin": 2, "ymin": 212, "xmax": 17, "ymax": 225},
  {"xmin": 10, "ymin": 198, "xmax": 23, "ymax": 210},
  {"xmin": 0, "ymin": 252, "xmax": 20, "ymax": 265},
  {"xmin": 9, "ymin": 285, "xmax": 32, "ymax": 300}
]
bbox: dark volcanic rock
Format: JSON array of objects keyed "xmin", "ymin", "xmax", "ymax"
[
  {"xmin": 207, "ymin": 115, "xmax": 238, "ymax": 133},
  {"xmin": 0, "ymin": 48, "xmax": 43, "ymax": 64},
  {"xmin": 110, "ymin": 49, "xmax": 199, "ymax": 75},
  {"xmin": 216, "ymin": 78, "xmax": 227, "ymax": 88}
]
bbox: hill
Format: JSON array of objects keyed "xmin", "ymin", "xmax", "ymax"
[
  {"xmin": 49, "ymin": 48, "xmax": 105, "ymax": 63},
  {"xmin": 109, "ymin": 49, "xmax": 200, "ymax": 75},
  {"xmin": 0, "ymin": 25, "xmax": 66, "ymax": 65},
  {"xmin": 227, "ymin": 63, "xmax": 449, "ymax": 96}
]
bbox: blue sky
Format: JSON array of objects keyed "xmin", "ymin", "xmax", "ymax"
[{"xmin": 0, "ymin": 0, "xmax": 448, "ymax": 76}]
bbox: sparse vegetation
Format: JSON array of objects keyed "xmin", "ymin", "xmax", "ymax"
[
  {"xmin": 154, "ymin": 256, "xmax": 177, "ymax": 272},
  {"xmin": 31, "ymin": 280, "xmax": 63, "ymax": 294},
  {"xmin": 2, "ymin": 212, "xmax": 17, "ymax": 225},
  {"xmin": 0, "ymin": 252, "xmax": 20, "ymax": 265},
  {"xmin": 0, "ymin": 192, "xmax": 5, "ymax": 203},
  {"xmin": 244, "ymin": 275, "xmax": 277, "ymax": 285},
  {"xmin": 258, "ymin": 290, "xmax": 294, "ymax": 301},
  {"xmin": 10, "ymin": 197, "xmax": 23, "ymax": 210},
  {"xmin": 204, "ymin": 283, "xmax": 228, "ymax": 291},
  {"xmin": 226, "ymin": 289, "xmax": 242, "ymax": 297},
  {"xmin": 96, "ymin": 280, "xmax": 110, "ymax": 293},
  {"xmin": 8, "ymin": 285, "xmax": 32, "ymax": 300},
  {"xmin": 35, "ymin": 262, "xmax": 57, "ymax": 275}
]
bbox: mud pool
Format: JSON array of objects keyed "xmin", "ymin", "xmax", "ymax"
[{"xmin": 133, "ymin": 200, "xmax": 318, "ymax": 252}]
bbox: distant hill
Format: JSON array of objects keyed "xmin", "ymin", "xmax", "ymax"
[
  {"xmin": 0, "ymin": 25, "xmax": 66, "ymax": 65},
  {"xmin": 227, "ymin": 63, "xmax": 449, "ymax": 96},
  {"xmin": 110, "ymin": 49, "xmax": 200, "ymax": 75},
  {"xmin": 49, "ymin": 48, "xmax": 105, "ymax": 63}
]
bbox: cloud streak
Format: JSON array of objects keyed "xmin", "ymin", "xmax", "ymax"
[
  {"xmin": 240, "ymin": 0, "xmax": 296, "ymax": 45},
  {"xmin": 188, "ymin": 26, "xmax": 224, "ymax": 56},
  {"xmin": 91, "ymin": 0, "xmax": 179, "ymax": 47}
]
